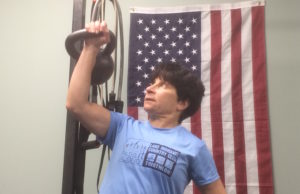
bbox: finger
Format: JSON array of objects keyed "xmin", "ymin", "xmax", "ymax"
[
  {"xmin": 85, "ymin": 23, "xmax": 91, "ymax": 32},
  {"xmin": 89, "ymin": 21, "xmax": 95, "ymax": 33},
  {"xmin": 99, "ymin": 21, "xmax": 107, "ymax": 32},
  {"xmin": 86, "ymin": 22, "xmax": 94, "ymax": 32},
  {"xmin": 101, "ymin": 21, "xmax": 110, "ymax": 41},
  {"xmin": 95, "ymin": 21, "xmax": 100, "ymax": 33}
]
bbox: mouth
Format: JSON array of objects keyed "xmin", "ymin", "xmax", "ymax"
[{"xmin": 144, "ymin": 97, "xmax": 155, "ymax": 102}]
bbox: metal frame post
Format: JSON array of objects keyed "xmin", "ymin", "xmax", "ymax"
[{"xmin": 62, "ymin": 0, "xmax": 87, "ymax": 194}]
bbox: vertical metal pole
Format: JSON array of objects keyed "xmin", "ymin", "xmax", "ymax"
[{"xmin": 62, "ymin": 0, "xmax": 86, "ymax": 194}]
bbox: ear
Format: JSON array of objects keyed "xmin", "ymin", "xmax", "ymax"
[{"xmin": 176, "ymin": 100, "xmax": 189, "ymax": 112}]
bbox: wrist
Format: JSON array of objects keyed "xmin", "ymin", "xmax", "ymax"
[{"xmin": 83, "ymin": 44, "xmax": 99, "ymax": 55}]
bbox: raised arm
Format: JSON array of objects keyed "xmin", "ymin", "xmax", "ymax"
[{"xmin": 66, "ymin": 21, "xmax": 111, "ymax": 138}]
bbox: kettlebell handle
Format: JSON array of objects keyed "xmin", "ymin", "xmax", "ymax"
[{"xmin": 65, "ymin": 29, "xmax": 116, "ymax": 60}]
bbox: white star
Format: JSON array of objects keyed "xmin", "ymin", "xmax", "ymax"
[
  {"xmin": 192, "ymin": 65, "xmax": 197, "ymax": 71},
  {"xmin": 157, "ymin": 58, "xmax": 163, "ymax": 63},
  {"xmin": 184, "ymin": 57, "xmax": 190, "ymax": 63},
  {"xmin": 177, "ymin": 49, "xmax": 183, "ymax": 55},
  {"xmin": 157, "ymin": 26, "xmax": 163, "ymax": 32},
  {"xmin": 144, "ymin": 42, "xmax": 150, "ymax": 47},
  {"xmin": 171, "ymin": 27, "xmax": 177, "ymax": 32},
  {"xmin": 171, "ymin": 58, "xmax": 176, "ymax": 63},
  {"xmin": 177, "ymin": 33, "xmax": 184, "ymax": 39},
  {"xmin": 171, "ymin": 42, "xmax": 176, "ymax": 47},
  {"xmin": 185, "ymin": 41, "xmax": 190, "ymax": 47},
  {"xmin": 143, "ymin": 89, "xmax": 147, "ymax": 94},
  {"xmin": 143, "ymin": 73, "xmax": 149, "ymax": 79},
  {"xmin": 136, "ymin": 97, "xmax": 141, "ymax": 102},
  {"xmin": 151, "ymin": 34, "xmax": 156, "ymax": 40},
  {"xmin": 157, "ymin": 42, "xmax": 163, "ymax": 47},
  {"xmin": 151, "ymin": 19, "xmax": 156, "ymax": 24},
  {"xmin": 136, "ymin": 50, "xmax": 142, "ymax": 55},
  {"xmin": 164, "ymin": 19, "xmax": 170, "ymax": 25},
  {"xmin": 192, "ymin": 33, "xmax": 198, "ymax": 39},
  {"xmin": 136, "ymin": 65, "xmax": 142, "ymax": 71},
  {"xmin": 150, "ymin": 66, "xmax": 155, "ymax": 71},
  {"xmin": 137, "ymin": 19, "xmax": 143, "ymax": 24},
  {"xmin": 164, "ymin": 50, "xmax": 170, "ymax": 55},
  {"xmin": 137, "ymin": 34, "xmax": 143, "ymax": 40},
  {"xmin": 178, "ymin": 18, "xmax": 183, "ymax": 24},
  {"xmin": 192, "ymin": 18, "xmax": 197, "ymax": 24},
  {"xmin": 164, "ymin": 34, "xmax": 170, "ymax": 40},
  {"xmin": 150, "ymin": 50, "xmax": 156, "ymax": 55},
  {"xmin": 192, "ymin": 49, "xmax": 197, "ymax": 55},
  {"xmin": 145, "ymin": 26, "xmax": 150, "ymax": 32},
  {"xmin": 144, "ymin": 57, "xmax": 149, "ymax": 63},
  {"xmin": 185, "ymin": 26, "xmax": 190, "ymax": 32},
  {"xmin": 136, "ymin": 81, "xmax": 142, "ymax": 87}
]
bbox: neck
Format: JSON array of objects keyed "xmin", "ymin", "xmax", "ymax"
[{"xmin": 148, "ymin": 113, "xmax": 179, "ymax": 129}]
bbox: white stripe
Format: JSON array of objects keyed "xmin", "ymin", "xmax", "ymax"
[
  {"xmin": 182, "ymin": 117, "xmax": 191, "ymax": 194},
  {"xmin": 200, "ymin": 10, "xmax": 213, "ymax": 152},
  {"xmin": 181, "ymin": 117, "xmax": 191, "ymax": 132},
  {"xmin": 183, "ymin": 117, "xmax": 192, "ymax": 194},
  {"xmin": 138, "ymin": 107, "xmax": 148, "ymax": 121},
  {"xmin": 241, "ymin": 7, "xmax": 259, "ymax": 194},
  {"xmin": 130, "ymin": 0, "xmax": 265, "ymax": 13},
  {"xmin": 220, "ymin": 10, "xmax": 237, "ymax": 194},
  {"xmin": 184, "ymin": 181, "xmax": 193, "ymax": 194}
]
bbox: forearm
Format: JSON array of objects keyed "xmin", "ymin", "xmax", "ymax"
[
  {"xmin": 65, "ymin": 21, "xmax": 112, "ymax": 137},
  {"xmin": 66, "ymin": 45, "xmax": 98, "ymax": 113}
]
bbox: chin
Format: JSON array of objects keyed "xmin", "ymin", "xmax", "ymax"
[
  {"xmin": 143, "ymin": 104, "xmax": 152, "ymax": 113},
  {"xmin": 143, "ymin": 105, "xmax": 149, "ymax": 112}
]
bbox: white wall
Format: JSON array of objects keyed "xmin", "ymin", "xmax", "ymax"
[
  {"xmin": 265, "ymin": 1, "xmax": 300, "ymax": 194},
  {"xmin": 0, "ymin": 0, "xmax": 299, "ymax": 194},
  {"xmin": 0, "ymin": 0, "xmax": 72, "ymax": 194}
]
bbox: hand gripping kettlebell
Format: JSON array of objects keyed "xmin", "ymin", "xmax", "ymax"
[{"xmin": 65, "ymin": 29, "xmax": 116, "ymax": 85}]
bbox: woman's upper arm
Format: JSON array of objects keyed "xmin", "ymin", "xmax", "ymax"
[{"xmin": 71, "ymin": 102, "xmax": 111, "ymax": 138}]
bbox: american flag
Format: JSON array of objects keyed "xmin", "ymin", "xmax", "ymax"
[{"xmin": 127, "ymin": 1, "xmax": 274, "ymax": 194}]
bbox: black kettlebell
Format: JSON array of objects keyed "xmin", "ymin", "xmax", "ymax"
[{"xmin": 65, "ymin": 29, "xmax": 116, "ymax": 85}]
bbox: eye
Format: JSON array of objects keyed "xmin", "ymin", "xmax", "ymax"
[
  {"xmin": 157, "ymin": 82, "xmax": 165, "ymax": 88},
  {"xmin": 148, "ymin": 82, "xmax": 154, "ymax": 87}
]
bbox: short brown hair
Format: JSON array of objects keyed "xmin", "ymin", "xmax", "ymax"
[{"xmin": 151, "ymin": 62, "xmax": 205, "ymax": 123}]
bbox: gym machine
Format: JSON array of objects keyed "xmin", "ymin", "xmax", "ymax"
[{"xmin": 62, "ymin": 0, "xmax": 124, "ymax": 193}]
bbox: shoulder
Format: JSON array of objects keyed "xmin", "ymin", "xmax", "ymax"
[
  {"xmin": 177, "ymin": 126, "xmax": 206, "ymax": 149},
  {"xmin": 109, "ymin": 111, "xmax": 144, "ymax": 130},
  {"xmin": 110, "ymin": 111, "xmax": 135, "ymax": 123}
]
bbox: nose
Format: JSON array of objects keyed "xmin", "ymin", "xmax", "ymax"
[{"xmin": 145, "ymin": 83, "xmax": 155, "ymax": 94}]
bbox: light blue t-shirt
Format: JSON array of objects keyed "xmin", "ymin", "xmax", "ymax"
[{"xmin": 97, "ymin": 111, "xmax": 219, "ymax": 194}]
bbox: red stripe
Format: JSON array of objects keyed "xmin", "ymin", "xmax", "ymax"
[
  {"xmin": 191, "ymin": 109, "xmax": 202, "ymax": 194},
  {"xmin": 191, "ymin": 108, "xmax": 202, "ymax": 138},
  {"xmin": 251, "ymin": 6, "xmax": 274, "ymax": 194},
  {"xmin": 231, "ymin": 9, "xmax": 248, "ymax": 194},
  {"xmin": 210, "ymin": 10, "xmax": 225, "ymax": 183},
  {"xmin": 193, "ymin": 182, "xmax": 202, "ymax": 194},
  {"xmin": 127, "ymin": 106, "xmax": 138, "ymax": 120}
]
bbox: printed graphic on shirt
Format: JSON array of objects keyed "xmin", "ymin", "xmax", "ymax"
[
  {"xmin": 119, "ymin": 139, "xmax": 180, "ymax": 177},
  {"xmin": 143, "ymin": 143, "xmax": 180, "ymax": 176},
  {"xmin": 120, "ymin": 139, "xmax": 150, "ymax": 165}
]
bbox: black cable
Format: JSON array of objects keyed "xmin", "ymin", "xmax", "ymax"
[
  {"xmin": 114, "ymin": 0, "xmax": 124, "ymax": 100},
  {"xmin": 89, "ymin": 1, "xmax": 124, "ymax": 192},
  {"xmin": 97, "ymin": 145, "xmax": 107, "ymax": 193}
]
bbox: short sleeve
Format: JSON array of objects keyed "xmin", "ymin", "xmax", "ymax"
[
  {"xmin": 97, "ymin": 111, "xmax": 126, "ymax": 149},
  {"xmin": 191, "ymin": 143, "xmax": 220, "ymax": 186}
]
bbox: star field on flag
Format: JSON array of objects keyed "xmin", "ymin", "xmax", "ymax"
[{"xmin": 128, "ymin": 12, "xmax": 201, "ymax": 106}]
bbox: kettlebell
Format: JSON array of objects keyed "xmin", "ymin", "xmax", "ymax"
[{"xmin": 65, "ymin": 29, "xmax": 116, "ymax": 85}]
